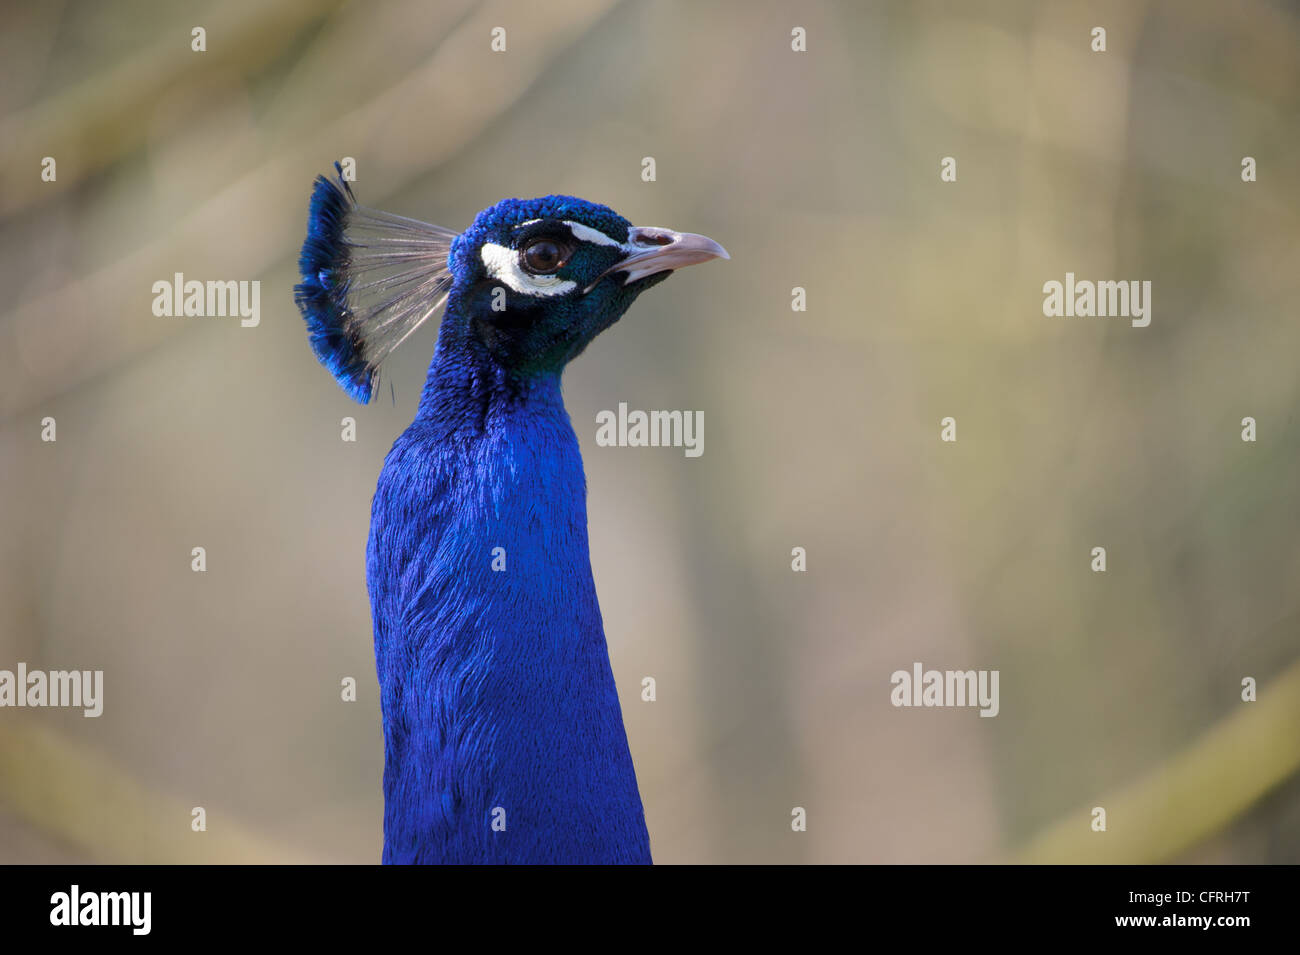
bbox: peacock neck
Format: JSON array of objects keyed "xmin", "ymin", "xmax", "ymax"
[
  {"xmin": 413, "ymin": 296, "xmax": 568, "ymax": 435},
  {"xmin": 373, "ymin": 309, "xmax": 649, "ymax": 863}
]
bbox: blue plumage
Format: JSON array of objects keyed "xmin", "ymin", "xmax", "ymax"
[
  {"xmin": 295, "ymin": 169, "xmax": 727, "ymax": 864},
  {"xmin": 295, "ymin": 164, "xmax": 457, "ymax": 403},
  {"xmin": 294, "ymin": 166, "xmax": 372, "ymax": 401}
]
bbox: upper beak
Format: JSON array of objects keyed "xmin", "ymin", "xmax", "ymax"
[{"xmin": 586, "ymin": 226, "xmax": 729, "ymax": 292}]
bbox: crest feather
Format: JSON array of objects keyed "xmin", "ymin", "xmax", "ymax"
[{"xmin": 294, "ymin": 164, "xmax": 458, "ymax": 403}]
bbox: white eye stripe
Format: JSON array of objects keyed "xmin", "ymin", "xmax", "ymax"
[
  {"xmin": 561, "ymin": 221, "xmax": 626, "ymax": 248},
  {"xmin": 479, "ymin": 220, "xmax": 634, "ymax": 297},
  {"xmin": 480, "ymin": 242, "xmax": 576, "ymax": 297},
  {"xmin": 510, "ymin": 219, "xmax": 631, "ymax": 251}
]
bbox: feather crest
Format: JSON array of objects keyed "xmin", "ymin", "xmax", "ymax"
[{"xmin": 294, "ymin": 163, "xmax": 458, "ymax": 403}]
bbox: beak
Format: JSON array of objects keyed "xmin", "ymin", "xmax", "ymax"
[{"xmin": 586, "ymin": 226, "xmax": 729, "ymax": 292}]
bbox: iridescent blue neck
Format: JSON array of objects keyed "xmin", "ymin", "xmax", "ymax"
[{"xmin": 371, "ymin": 294, "xmax": 651, "ymax": 863}]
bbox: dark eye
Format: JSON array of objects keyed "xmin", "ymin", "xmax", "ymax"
[{"xmin": 520, "ymin": 238, "xmax": 569, "ymax": 274}]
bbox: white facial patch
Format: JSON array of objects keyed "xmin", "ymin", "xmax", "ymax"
[{"xmin": 480, "ymin": 242, "xmax": 577, "ymax": 297}]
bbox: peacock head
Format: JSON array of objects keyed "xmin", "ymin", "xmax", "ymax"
[
  {"xmin": 448, "ymin": 196, "xmax": 727, "ymax": 374},
  {"xmin": 295, "ymin": 167, "xmax": 728, "ymax": 402}
]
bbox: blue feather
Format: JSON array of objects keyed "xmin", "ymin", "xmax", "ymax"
[
  {"xmin": 296, "ymin": 175, "xmax": 726, "ymax": 864},
  {"xmin": 366, "ymin": 195, "xmax": 654, "ymax": 864},
  {"xmin": 294, "ymin": 163, "xmax": 457, "ymax": 403},
  {"xmin": 369, "ymin": 380, "xmax": 652, "ymax": 863},
  {"xmin": 294, "ymin": 165, "xmax": 373, "ymax": 402}
]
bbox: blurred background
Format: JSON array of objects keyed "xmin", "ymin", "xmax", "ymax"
[{"xmin": 1, "ymin": 0, "xmax": 1298, "ymax": 864}]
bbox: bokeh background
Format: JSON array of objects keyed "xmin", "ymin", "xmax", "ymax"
[{"xmin": 1, "ymin": 0, "xmax": 1298, "ymax": 864}]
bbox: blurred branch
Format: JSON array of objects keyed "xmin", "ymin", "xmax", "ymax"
[
  {"xmin": 0, "ymin": 720, "xmax": 321, "ymax": 863},
  {"xmin": 0, "ymin": 0, "xmax": 345, "ymax": 218},
  {"xmin": 1012, "ymin": 655, "xmax": 1300, "ymax": 863}
]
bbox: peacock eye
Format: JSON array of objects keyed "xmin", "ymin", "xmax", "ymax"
[{"xmin": 520, "ymin": 237, "xmax": 570, "ymax": 274}]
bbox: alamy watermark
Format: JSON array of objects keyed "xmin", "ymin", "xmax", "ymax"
[
  {"xmin": 890, "ymin": 662, "xmax": 999, "ymax": 717},
  {"xmin": 152, "ymin": 273, "xmax": 260, "ymax": 327},
  {"xmin": 50, "ymin": 885, "xmax": 150, "ymax": 935},
  {"xmin": 595, "ymin": 402, "xmax": 702, "ymax": 457},
  {"xmin": 0, "ymin": 663, "xmax": 103, "ymax": 717},
  {"xmin": 1042, "ymin": 272, "xmax": 1151, "ymax": 327}
]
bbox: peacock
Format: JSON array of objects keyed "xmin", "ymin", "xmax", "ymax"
[{"xmin": 294, "ymin": 165, "xmax": 727, "ymax": 864}]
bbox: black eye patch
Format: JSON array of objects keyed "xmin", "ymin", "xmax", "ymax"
[
  {"xmin": 510, "ymin": 218, "xmax": 571, "ymax": 246},
  {"xmin": 520, "ymin": 237, "xmax": 570, "ymax": 274},
  {"xmin": 509, "ymin": 219, "xmax": 578, "ymax": 276}
]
